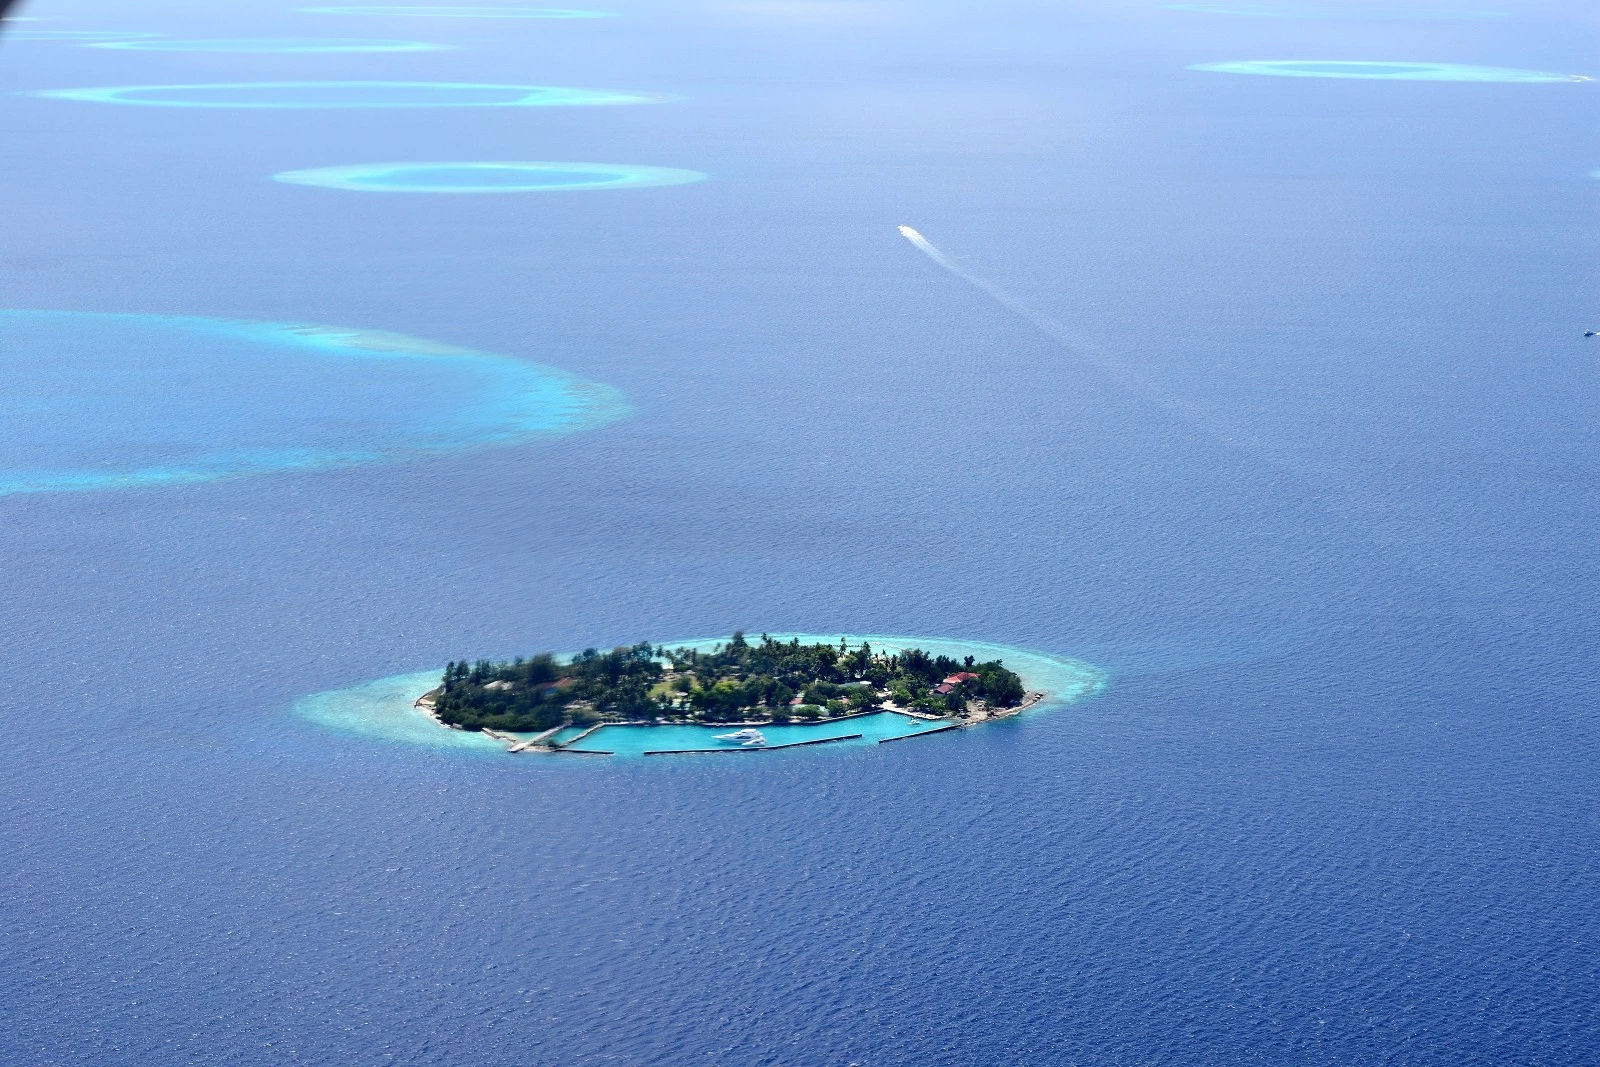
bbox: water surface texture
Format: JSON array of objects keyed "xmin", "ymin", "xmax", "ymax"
[
  {"xmin": 88, "ymin": 38, "xmax": 449, "ymax": 53},
  {"xmin": 1191, "ymin": 59, "xmax": 1588, "ymax": 81},
  {"xmin": 1163, "ymin": 2, "xmax": 1506, "ymax": 17},
  {"xmin": 300, "ymin": 5, "xmax": 615, "ymax": 16},
  {"xmin": 27, "ymin": 81, "xmax": 654, "ymax": 108},
  {"xmin": 274, "ymin": 161, "xmax": 708, "ymax": 193},
  {"xmin": 5, "ymin": 0, "xmax": 1600, "ymax": 1063},
  {"xmin": 0, "ymin": 311, "xmax": 625, "ymax": 495}
]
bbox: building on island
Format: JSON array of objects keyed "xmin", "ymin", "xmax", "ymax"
[{"xmin": 933, "ymin": 671, "xmax": 980, "ymax": 695}]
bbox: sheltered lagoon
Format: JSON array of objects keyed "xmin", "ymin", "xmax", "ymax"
[
  {"xmin": 300, "ymin": 6, "xmax": 615, "ymax": 17},
  {"xmin": 1190, "ymin": 60, "xmax": 1588, "ymax": 82},
  {"xmin": 293, "ymin": 635, "xmax": 1107, "ymax": 759},
  {"xmin": 274, "ymin": 162, "xmax": 707, "ymax": 194},
  {"xmin": 88, "ymin": 38, "xmax": 450, "ymax": 53},
  {"xmin": 26, "ymin": 82, "xmax": 655, "ymax": 109},
  {"xmin": 0, "ymin": 311, "xmax": 626, "ymax": 496}
]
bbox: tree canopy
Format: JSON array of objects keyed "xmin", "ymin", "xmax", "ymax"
[{"xmin": 430, "ymin": 633, "xmax": 1027, "ymax": 733}]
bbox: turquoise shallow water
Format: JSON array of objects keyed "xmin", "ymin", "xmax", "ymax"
[
  {"xmin": 0, "ymin": 311, "xmax": 626, "ymax": 495},
  {"xmin": 9, "ymin": 0, "xmax": 1600, "ymax": 1060},
  {"xmin": 292, "ymin": 634, "xmax": 1106, "ymax": 758},
  {"xmin": 273, "ymin": 162, "xmax": 708, "ymax": 193},
  {"xmin": 295, "ymin": 670, "xmax": 506, "ymax": 752},
  {"xmin": 88, "ymin": 38, "xmax": 448, "ymax": 54},
  {"xmin": 560, "ymin": 711, "xmax": 956, "ymax": 755},
  {"xmin": 1191, "ymin": 60, "xmax": 1588, "ymax": 81},
  {"xmin": 27, "ymin": 82, "xmax": 654, "ymax": 109},
  {"xmin": 7, "ymin": 30, "xmax": 163, "ymax": 41}
]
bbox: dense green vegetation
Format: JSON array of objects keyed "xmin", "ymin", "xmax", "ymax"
[{"xmin": 430, "ymin": 633, "xmax": 1028, "ymax": 733}]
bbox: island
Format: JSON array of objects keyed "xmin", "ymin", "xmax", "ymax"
[{"xmin": 417, "ymin": 632, "xmax": 1047, "ymax": 753}]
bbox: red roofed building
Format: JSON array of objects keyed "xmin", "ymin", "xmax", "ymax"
[{"xmin": 933, "ymin": 672, "xmax": 979, "ymax": 697}]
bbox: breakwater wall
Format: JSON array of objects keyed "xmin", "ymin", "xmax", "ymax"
[{"xmin": 877, "ymin": 722, "xmax": 963, "ymax": 743}]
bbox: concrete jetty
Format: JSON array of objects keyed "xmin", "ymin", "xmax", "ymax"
[
  {"xmin": 877, "ymin": 722, "xmax": 963, "ymax": 743},
  {"xmin": 507, "ymin": 725, "xmax": 565, "ymax": 753},
  {"xmin": 554, "ymin": 722, "xmax": 608, "ymax": 749}
]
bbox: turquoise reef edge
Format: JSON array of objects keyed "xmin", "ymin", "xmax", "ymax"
[
  {"xmin": 0, "ymin": 310, "xmax": 629, "ymax": 496},
  {"xmin": 273, "ymin": 162, "xmax": 708, "ymax": 194},
  {"xmin": 25, "ymin": 81, "xmax": 657, "ymax": 109},
  {"xmin": 292, "ymin": 634, "xmax": 1108, "ymax": 759},
  {"xmin": 1190, "ymin": 60, "xmax": 1588, "ymax": 82}
]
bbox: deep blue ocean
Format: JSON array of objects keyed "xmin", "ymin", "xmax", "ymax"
[{"xmin": 4, "ymin": 0, "xmax": 1599, "ymax": 1063}]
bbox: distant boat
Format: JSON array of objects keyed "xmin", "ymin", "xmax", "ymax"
[
  {"xmin": 1586, "ymin": 330, "xmax": 1596, "ymax": 338},
  {"xmin": 714, "ymin": 728, "xmax": 767, "ymax": 747}
]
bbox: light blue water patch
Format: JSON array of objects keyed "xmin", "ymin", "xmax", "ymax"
[
  {"xmin": 1163, "ymin": 2, "xmax": 1505, "ymax": 18},
  {"xmin": 293, "ymin": 671, "xmax": 510, "ymax": 754},
  {"xmin": 295, "ymin": 634, "xmax": 1106, "ymax": 757},
  {"xmin": 26, "ymin": 81, "xmax": 655, "ymax": 109},
  {"xmin": 5, "ymin": 30, "xmax": 162, "ymax": 40},
  {"xmin": 300, "ymin": 5, "xmax": 614, "ymax": 16},
  {"xmin": 88, "ymin": 38, "xmax": 450, "ymax": 53},
  {"xmin": 274, "ymin": 162, "xmax": 708, "ymax": 194},
  {"xmin": 0, "ymin": 311, "xmax": 627, "ymax": 496},
  {"xmin": 1191, "ymin": 60, "xmax": 1588, "ymax": 82},
  {"xmin": 563, "ymin": 712, "xmax": 955, "ymax": 755}
]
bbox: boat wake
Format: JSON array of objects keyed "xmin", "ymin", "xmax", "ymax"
[
  {"xmin": 894, "ymin": 225, "xmax": 1554, "ymax": 649},
  {"xmin": 895, "ymin": 224, "xmax": 1331, "ymax": 479}
]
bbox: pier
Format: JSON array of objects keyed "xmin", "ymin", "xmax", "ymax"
[
  {"xmin": 877, "ymin": 722, "xmax": 963, "ymax": 743},
  {"xmin": 553, "ymin": 722, "xmax": 608, "ymax": 749},
  {"xmin": 507, "ymin": 725, "xmax": 566, "ymax": 753}
]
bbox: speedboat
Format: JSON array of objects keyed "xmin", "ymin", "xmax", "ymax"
[{"xmin": 714, "ymin": 728, "xmax": 767, "ymax": 747}]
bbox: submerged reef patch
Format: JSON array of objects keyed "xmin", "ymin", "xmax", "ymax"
[
  {"xmin": 6, "ymin": 29, "xmax": 163, "ymax": 40},
  {"xmin": 26, "ymin": 81, "xmax": 655, "ymax": 108},
  {"xmin": 1190, "ymin": 60, "xmax": 1586, "ymax": 82},
  {"xmin": 296, "ymin": 671, "xmax": 510, "ymax": 753},
  {"xmin": 88, "ymin": 38, "xmax": 449, "ymax": 53},
  {"xmin": 0, "ymin": 311, "xmax": 627, "ymax": 496},
  {"xmin": 294, "ymin": 634, "xmax": 1107, "ymax": 757},
  {"xmin": 274, "ymin": 161, "xmax": 707, "ymax": 193},
  {"xmin": 300, "ymin": 5, "xmax": 615, "ymax": 16}
]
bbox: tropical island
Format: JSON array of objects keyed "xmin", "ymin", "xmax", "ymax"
[{"xmin": 418, "ymin": 633, "xmax": 1044, "ymax": 752}]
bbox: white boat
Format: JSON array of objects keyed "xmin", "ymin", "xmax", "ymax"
[{"xmin": 714, "ymin": 728, "xmax": 767, "ymax": 747}]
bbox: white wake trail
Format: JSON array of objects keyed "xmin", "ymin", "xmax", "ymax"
[
  {"xmin": 897, "ymin": 225, "xmax": 959, "ymax": 271},
  {"xmin": 898, "ymin": 225, "xmax": 1027, "ymax": 312},
  {"xmin": 895, "ymin": 226, "xmax": 1556, "ymax": 646},
  {"xmin": 896, "ymin": 224, "xmax": 1329, "ymax": 479}
]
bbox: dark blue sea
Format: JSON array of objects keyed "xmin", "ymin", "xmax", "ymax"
[{"xmin": 4, "ymin": 0, "xmax": 1599, "ymax": 1063}]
